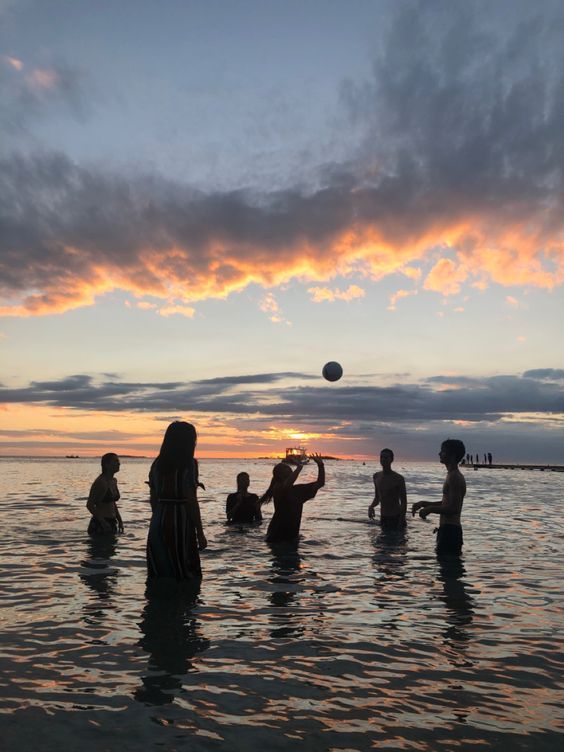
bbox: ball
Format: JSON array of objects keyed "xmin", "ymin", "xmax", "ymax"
[{"xmin": 322, "ymin": 361, "xmax": 343, "ymax": 382}]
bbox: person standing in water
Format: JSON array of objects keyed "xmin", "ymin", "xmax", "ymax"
[
  {"xmin": 226, "ymin": 472, "xmax": 262, "ymax": 524},
  {"xmin": 262, "ymin": 454, "xmax": 325, "ymax": 544},
  {"xmin": 412, "ymin": 439, "xmax": 466, "ymax": 555},
  {"xmin": 87, "ymin": 453, "xmax": 124, "ymax": 534},
  {"xmin": 147, "ymin": 421, "xmax": 207, "ymax": 579},
  {"xmin": 368, "ymin": 448, "xmax": 407, "ymax": 529}
]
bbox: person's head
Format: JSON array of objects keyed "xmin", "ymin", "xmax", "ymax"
[
  {"xmin": 101, "ymin": 452, "xmax": 120, "ymax": 474},
  {"xmin": 260, "ymin": 462, "xmax": 294, "ymax": 505},
  {"xmin": 157, "ymin": 421, "xmax": 197, "ymax": 471},
  {"xmin": 380, "ymin": 448, "xmax": 394, "ymax": 469},
  {"xmin": 272, "ymin": 462, "xmax": 293, "ymax": 484},
  {"xmin": 439, "ymin": 439, "xmax": 466, "ymax": 466},
  {"xmin": 236, "ymin": 471, "xmax": 250, "ymax": 492}
]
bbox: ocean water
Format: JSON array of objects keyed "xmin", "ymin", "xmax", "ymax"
[{"xmin": 0, "ymin": 457, "xmax": 562, "ymax": 751}]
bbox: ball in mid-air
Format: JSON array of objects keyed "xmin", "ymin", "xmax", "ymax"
[{"xmin": 322, "ymin": 361, "xmax": 343, "ymax": 382}]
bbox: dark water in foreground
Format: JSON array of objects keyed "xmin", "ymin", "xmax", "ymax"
[{"xmin": 0, "ymin": 458, "xmax": 562, "ymax": 751}]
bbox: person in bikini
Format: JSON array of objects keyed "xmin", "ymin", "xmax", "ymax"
[
  {"xmin": 86, "ymin": 453, "xmax": 124, "ymax": 534},
  {"xmin": 411, "ymin": 439, "xmax": 466, "ymax": 555},
  {"xmin": 368, "ymin": 448, "xmax": 407, "ymax": 529}
]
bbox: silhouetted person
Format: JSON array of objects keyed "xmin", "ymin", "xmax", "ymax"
[
  {"xmin": 488, "ymin": 452, "xmax": 492, "ymax": 465},
  {"xmin": 262, "ymin": 454, "xmax": 325, "ymax": 544},
  {"xmin": 466, "ymin": 453, "xmax": 470, "ymax": 464},
  {"xmin": 86, "ymin": 453, "xmax": 124, "ymax": 534},
  {"xmin": 226, "ymin": 471, "xmax": 262, "ymax": 524},
  {"xmin": 484, "ymin": 453, "xmax": 487, "ymax": 464},
  {"xmin": 147, "ymin": 421, "xmax": 207, "ymax": 580},
  {"xmin": 368, "ymin": 448, "xmax": 407, "ymax": 529},
  {"xmin": 412, "ymin": 439, "xmax": 466, "ymax": 555},
  {"xmin": 470, "ymin": 454, "xmax": 473, "ymax": 464}
]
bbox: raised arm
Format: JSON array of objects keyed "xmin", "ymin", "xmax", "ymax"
[{"xmin": 310, "ymin": 454, "xmax": 325, "ymax": 488}]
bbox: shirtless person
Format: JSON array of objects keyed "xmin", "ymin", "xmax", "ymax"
[
  {"xmin": 86, "ymin": 453, "xmax": 124, "ymax": 534},
  {"xmin": 368, "ymin": 448, "xmax": 407, "ymax": 529},
  {"xmin": 412, "ymin": 439, "xmax": 466, "ymax": 555}
]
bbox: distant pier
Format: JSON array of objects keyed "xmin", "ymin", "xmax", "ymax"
[{"xmin": 464, "ymin": 463, "xmax": 564, "ymax": 472}]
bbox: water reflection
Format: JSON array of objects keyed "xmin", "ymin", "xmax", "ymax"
[
  {"xmin": 436, "ymin": 555, "xmax": 475, "ymax": 647},
  {"xmin": 268, "ymin": 543, "xmax": 305, "ymax": 638},
  {"xmin": 80, "ymin": 534, "xmax": 118, "ymax": 614},
  {"xmin": 135, "ymin": 579, "xmax": 209, "ymax": 706},
  {"xmin": 370, "ymin": 525, "xmax": 408, "ymax": 587}
]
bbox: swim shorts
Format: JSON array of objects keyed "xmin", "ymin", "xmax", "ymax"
[{"xmin": 436, "ymin": 524, "xmax": 463, "ymax": 554}]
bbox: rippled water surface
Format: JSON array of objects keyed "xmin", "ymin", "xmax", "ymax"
[{"xmin": 1, "ymin": 457, "xmax": 563, "ymax": 751}]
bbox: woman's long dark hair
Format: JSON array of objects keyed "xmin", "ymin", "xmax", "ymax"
[
  {"xmin": 154, "ymin": 421, "xmax": 197, "ymax": 473},
  {"xmin": 259, "ymin": 463, "xmax": 292, "ymax": 505}
]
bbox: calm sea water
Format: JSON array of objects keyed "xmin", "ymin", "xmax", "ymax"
[{"xmin": 0, "ymin": 457, "xmax": 562, "ymax": 751}]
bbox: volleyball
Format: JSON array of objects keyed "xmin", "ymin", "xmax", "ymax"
[{"xmin": 322, "ymin": 361, "xmax": 343, "ymax": 382}]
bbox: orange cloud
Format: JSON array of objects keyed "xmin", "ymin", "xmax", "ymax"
[
  {"xmin": 157, "ymin": 304, "xmax": 195, "ymax": 318},
  {"xmin": 308, "ymin": 284, "xmax": 365, "ymax": 303},
  {"xmin": 27, "ymin": 67, "xmax": 59, "ymax": 89},
  {"xmin": 258, "ymin": 293, "xmax": 291, "ymax": 325},
  {"xmin": 423, "ymin": 258, "xmax": 469, "ymax": 295},
  {"xmin": 2, "ymin": 155, "xmax": 564, "ymax": 317},
  {"xmin": 387, "ymin": 288, "xmax": 417, "ymax": 311},
  {"xmin": 4, "ymin": 55, "xmax": 23, "ymax": 71}
]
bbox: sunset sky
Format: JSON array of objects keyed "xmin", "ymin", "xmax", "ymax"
[{"xmin": 1, "ymin": 0, "xmax": 563, "ymax": 461}]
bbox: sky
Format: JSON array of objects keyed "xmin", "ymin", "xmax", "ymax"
[{"xmin": 1, "ymin": 0, "xmax": 563, "ymax": 462}]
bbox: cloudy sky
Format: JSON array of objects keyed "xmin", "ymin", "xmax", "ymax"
[{"xmin": 1, "ymin": 0, "xmax": 563, "ymax": 461}]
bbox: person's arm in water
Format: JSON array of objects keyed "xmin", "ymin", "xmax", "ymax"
[
  {"xmin": 399, "ymin": 476, "xmax": 407, "ymax": 518},
  {"xmin": 254, "ymin": 497, "xmax": 263, "ymax": 522},
  {"xmin": 114, "ymin": 502, "xmax": 124, "ymax": 532},
  {"xmin": 368, "ymin": 473, "xmax": 380, "ymax": 519},
  {"xmin": 86, "ymin": 477, "xmax": 113, "ymax": 532},
  {"xmin": 188, "ymin": 486, "xmax": 207, "ymax": 549},
  {"xmin": 226, "ymin": 493, "xmax": 239, "ymax": 522}
]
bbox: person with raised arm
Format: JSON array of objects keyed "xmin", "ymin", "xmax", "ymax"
[
  {"xmin": 368, "ymin": 448, "xmax": 407, "ymax": 529},
  {"xmin": 412, "ymin": 439, "xmax": 466, "ymax": 555},
  {"xmin": 87, "ymin": 453, "xmax": 124, "ymax": 535},
  {"xmin": 262, "ymin": 454, "xmax": 325, "ymax": 544}
]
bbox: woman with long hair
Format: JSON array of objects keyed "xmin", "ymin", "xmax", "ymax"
[
  {"xmin": 147, "ymin": 421, "xmax": 207, "ymax": 579},
  {"xmin": 261, "ymin": 454, "xmax": 325, "ymax": 544}
]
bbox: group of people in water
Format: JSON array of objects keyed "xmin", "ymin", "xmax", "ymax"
[{"xmin": 86, "ymin": 421, "xmax": 467, "ymax": 581}]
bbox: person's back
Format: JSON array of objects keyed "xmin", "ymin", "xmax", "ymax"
[{"xmin": 264, "ymin": 456, "xmax": 325, "ymax": 544}]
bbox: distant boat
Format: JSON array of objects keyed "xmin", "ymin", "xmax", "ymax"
[
  {"xmin": 65, "ymin": 455, "xmax": 80, "ymax": 459},
  {"xmin": 285, "ymin": 446, "xmax": 309, "ymax": 465}
]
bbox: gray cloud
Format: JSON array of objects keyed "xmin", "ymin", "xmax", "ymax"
[
  {"xmin": 0, "ymin": 369, "xmax": 562, "ymax": 424},
  {"xmin": 1, "ymin": 2, "xmax": 563, "ymax": 314},
  {"xmin": 522, "ymin": 369, "xmax": 564, "ymax": 380}
]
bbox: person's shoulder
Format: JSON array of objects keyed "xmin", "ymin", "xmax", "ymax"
[
  {"xmin": 392, "ymin": 470, "xmax": 405, "ymax": 481},
  {"xmin": 448, "ymin": 468, "xmax": 465, "ymax": 485},
  {"xmin": 373, "ymin": 471, "xmax": 382, "ymax": 481}
]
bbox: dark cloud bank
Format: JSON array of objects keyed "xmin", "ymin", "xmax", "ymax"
[{"xmin": 1, "ymin": 369, "xmax": 562, "ymax": 461}]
